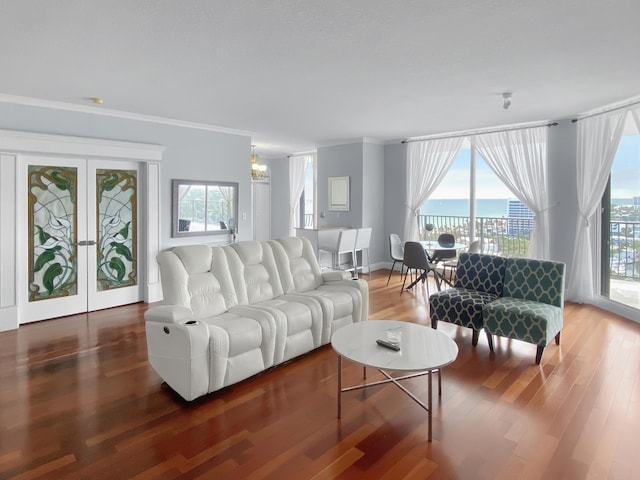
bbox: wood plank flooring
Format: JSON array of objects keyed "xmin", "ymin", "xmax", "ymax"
[{"xmin": 1, "ymin": 271, "xmax": 640, "ymax": 479}]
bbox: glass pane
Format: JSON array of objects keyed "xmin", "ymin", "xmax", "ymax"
[
  {"xmin": 178, "ymin": 184, "xmax": 206, "ymax": 232},
  {"xmin": 606, "ymin": 129, "xmax": 640, "ymax": 309},
  {"xmin": 304, "ymin": 157, "xmax": 315, "ymax": 227},
  {"xmin": 28, "ymin": 165, "xmax": 78, "ymax": 301},
  {"xmin": 96, "ymin": 169, "xmax": 137, "ymax": 291},
  {"xmin": 420, "ymin": 147, "xmax": 470, "ymax": 242},
  {"xmin": 419, "ymin": 144, "xmax": 533, "ymax": 257},
  {"xmin": 206, "ymin": 185, "xmax": 236, "ymax": 231}
]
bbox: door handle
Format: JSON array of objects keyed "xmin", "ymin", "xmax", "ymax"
[{"xmin": 77, "ymin": 240, "xmax": 96, "ymax": 246}]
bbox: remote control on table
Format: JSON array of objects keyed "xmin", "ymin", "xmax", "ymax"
[{"xmin": 376, "ymin": 339, "xmax": 400, "ymax": 351}]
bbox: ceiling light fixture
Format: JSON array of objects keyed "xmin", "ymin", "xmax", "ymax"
[
  {"xmin": 250, "ymin": 145, "xmax": 267, "ymax": 180},
  {"xmin": 502, "ymin": 92, "xmax": 512, "ymax": 110},
  {"xmin": 90, "ymin": 97, "xmax": 104, "ymax": 105}
]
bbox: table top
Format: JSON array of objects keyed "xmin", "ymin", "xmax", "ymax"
[
  {"xmin": 421, "ymin": 240, "xmax": 467, "ymax": 251},
  {"xmin": 331, "ymin": 320, "xmax": 458, "ymax": 372}
]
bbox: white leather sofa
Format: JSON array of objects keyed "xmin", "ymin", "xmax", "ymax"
[{"xmin": 145, "ymin": 236, "xmax": 369, "ymax": 401}]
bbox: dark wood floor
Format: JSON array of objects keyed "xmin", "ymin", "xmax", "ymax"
[{"xmin": 2, "ymin": 271, "xmax": 640, "ymax": 479}]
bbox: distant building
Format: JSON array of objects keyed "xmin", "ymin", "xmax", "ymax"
[
  {"xmin": 507, "ymin": 199, "xmax": 535, "ymax": 235},
  {"xmin": 634, "ymin": 196, "xmax": 640, "ymax": 208}
]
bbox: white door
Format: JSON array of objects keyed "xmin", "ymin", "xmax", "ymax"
[
  {"xmin": 20, "ymin": 156, "xmax": 141, "ymax": 323},
  {"xmin": 252, "ymin": 181, "xmax": 271, "ymax": 241}
]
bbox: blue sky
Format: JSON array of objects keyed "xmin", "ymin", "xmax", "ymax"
[
  {"xmin": 432, "ymin": 133, "xmax": 640, "ymax": 200},
  {"xmin": 612, "ymin": 134, "xmax": 640, "ymax": 199}
]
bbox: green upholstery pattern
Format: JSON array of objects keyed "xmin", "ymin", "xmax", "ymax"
[
  {"xmin": 502, "ymin": 258, "xmax": 565, "ymax": 307},
  {"xmin": 483, "ymin": 258, "xmax": 565, "ymax": 349},
  {"xmin": 483, "ymin": 297, "xmax": 563, "ymax": 346}
]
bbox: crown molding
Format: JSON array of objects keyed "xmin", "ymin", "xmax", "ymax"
[
  {"xmin": 0, "ymin": 94, "xmax": 253, "ymax": 137},
  {"xmin": 316, "ymin": 136, "xmax": 385, "ymax": 148},
  {"xmin": 0, "ymin": 128, "xmax": 164, "ymax": 161}
]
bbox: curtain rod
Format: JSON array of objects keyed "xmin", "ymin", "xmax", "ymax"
[
  {"xmin": 571, "ymin": 98, "xmax": 640, "ymax": 123},
  {"xmin": 401, "ymin": 121, "xmax": 558, "ymax": 144},
  {"xmin": 287, "ymin": 151, "xmax": 317, "ymax": 158}
]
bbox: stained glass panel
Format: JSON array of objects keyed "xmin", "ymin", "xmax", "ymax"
[
  {"xmin": 28, "ymin": 165, "xmax": 78, "ymax": 301},
  {"xmin": 96, "ymin": 169, "xmax": 137, "ymax": 291}
]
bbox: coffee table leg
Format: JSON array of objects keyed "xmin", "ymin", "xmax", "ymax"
[
  {"xmin": 428, "ymin": 369, "xmax": 433, "ymax": 442},
  {"xmin": 337, "ymin": 355, "xmax": 342, "ymax": 419},
  {"xmin": 438, "ymin": 369, "xmax": 442, "ymax": 396}
]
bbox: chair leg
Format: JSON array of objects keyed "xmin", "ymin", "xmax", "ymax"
[
  {"xmin": 555, "ymin": 332, "xmax": 561, "ymax": 345},
  {"xmin": 485, "ymin": 330, "xmax": 494, "ymax": 351},
  {"xmin": 472, "ymin": 329, "xmax": 480, "ymax": 347},
  {"xmin": 535, "ymin": 346, "xmax": 544, "ymax": 364},
  {"xmin": 400, "ymin": 269, "xmax": 409, "ymax": 295},
  {"xmin": 386, "ymin": 260, "xmax": 397, "ymax": 286}
]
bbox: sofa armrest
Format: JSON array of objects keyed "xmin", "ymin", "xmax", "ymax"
[
  {"xmin": 322, "ymin": 271, "xmax": 351, "ymax": 282},
  {"xmin": 144, "ymin": 305, "xmax": 193, "ymax": 324}
]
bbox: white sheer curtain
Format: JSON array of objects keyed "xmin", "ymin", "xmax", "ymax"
[
  {"xmin": 474, "ymin": 126, "xmax": 550, "ymax": 259},
  {"xmin": 632, "ymin": 105, "xmax": 640, "ymax": 132},
  {"xmin": 403, "ymin": 137, "xmax": 463, "ymax": 242},
  {"xmin": 566, "ymin": 109, "xmax": 627, "ymax": 302},
  {"xmin": 288, "ymin": 154, "xmax": 310, "ymax": 237}
]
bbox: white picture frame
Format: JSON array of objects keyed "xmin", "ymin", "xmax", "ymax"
[{"xmin": 328, "ymin": 176, "xmax": 350, "ymax": 211}]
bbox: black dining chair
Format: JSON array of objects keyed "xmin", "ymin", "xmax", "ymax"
[
  {"xmin": 431, "ymin": 233, "xmax": 457, "ymax": 263},
  {"xmin": 401, "ymin": 241, "xmax": 441, "ymax": 296}
]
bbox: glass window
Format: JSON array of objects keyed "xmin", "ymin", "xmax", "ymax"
[
  {"xmin": 300, "ymin": 155, "xmax": 316, "ymax": 228},
  {"xmin": 601, "ymin": 115, "xmax": 640, "ymax": 310},
  {"xmin": 420, "ymin": 138, "xmax": 533, "ymax": 257}
]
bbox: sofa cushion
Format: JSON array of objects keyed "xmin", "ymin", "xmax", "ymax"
[
  {"xmin": 269, "ymin": 237, "xmax": 323, "ymax": 293},
  {"xmin": 270, "ymin": 237, "xmax": 366, "ymax": 343},
  {"xmin": 224, "ymin": 241, "xmax": 285, "ymax": 304},
  {"xmin": 157, "ymin": 246, "xmax": 238, "ymax": 318},
  {"xmin": 173, "ymin": 244, "xmax": 213, "ymax": 273},
  {"xmin": 483, "ymin": 297, "xmax": 563, "ymax": 347},
  {"xmin": 454, "ymin": 253, "xmax": 506, "ymax": 296},
  {"xmin": 204, "ymin": 313, "xmax": 271, "ymax": 391},
  {"xmin": 429, "ymin": 287, "xmax": 499, "ymax": 330}
]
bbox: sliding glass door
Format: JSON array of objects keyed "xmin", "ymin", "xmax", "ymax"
[{"xmin": 601, "ymin": 124, "xmax": 640, "ymax": 310}]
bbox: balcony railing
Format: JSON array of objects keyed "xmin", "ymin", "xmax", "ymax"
[
  {"xmin": 418, "ymin": 215, "xmax": 640, "ymax": 281},
  {"xmin": 419, "ymin": 214, "xmax": 531, "ymax": 258},
  {"xmin": 609, "ymin": 221, "xmax": 640, "ymax": 278}
]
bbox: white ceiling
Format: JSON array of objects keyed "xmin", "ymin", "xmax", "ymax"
[{"xmin": 1, "ymin": 0, "xmax": 639, "ymax": 157}]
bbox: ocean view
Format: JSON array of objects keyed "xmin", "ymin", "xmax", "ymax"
[
  {"xmin": 422, "ymin": 198, "xmax": 637, "ymax": 218},
  {"xmin": 422, "ymin": 199, "xmax": 510, "ymax": 218}
]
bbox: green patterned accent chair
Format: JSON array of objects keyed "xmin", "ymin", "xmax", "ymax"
[
  {"xmin": 483, "ymin": 258, "xmax": 565, "ymax": 364},
  {"xmin": 429, "ymin": 253, "xmax": 506, "ymax": 350}
]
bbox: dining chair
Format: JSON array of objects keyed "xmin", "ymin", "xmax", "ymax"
[
  {"xmin": 354, "ymin": 227, "xmax": 372, "ymax": 275},
  {"xmin": 401, "ymin": 241, "xmax": 440, "ymax": 296},
  {"xmin": 431, "ymin": 233, "xmax": 457, "ymax": 264},
  {"xmin": 386, "ymin": 233, "xmax": 405, "ymax": 286}
]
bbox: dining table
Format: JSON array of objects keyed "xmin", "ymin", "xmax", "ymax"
[{"xmin": 404, "ymin": 240, "xmax": 467, "ymax": 292}]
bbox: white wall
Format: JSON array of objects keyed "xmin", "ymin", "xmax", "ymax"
[
  {"xmin": 269, "ymin": 156, "xmax": 290, "ymax": 239},
  {"xmin": 362, "ymin": 142, "xmax": 385, "ymax": 267},
  {"xmin": 317, "ymin": 142, "xmax": 364, "ymax": 229}
]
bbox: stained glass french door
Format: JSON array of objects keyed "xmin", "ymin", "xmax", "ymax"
[{"xmin": 24, "ymin": 156, "xmax": 140, "ymax": 323}]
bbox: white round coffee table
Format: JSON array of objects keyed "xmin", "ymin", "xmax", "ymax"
[{"xmin": 331, "ymin": 320, "xmax": 458, "ymax": 441}]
